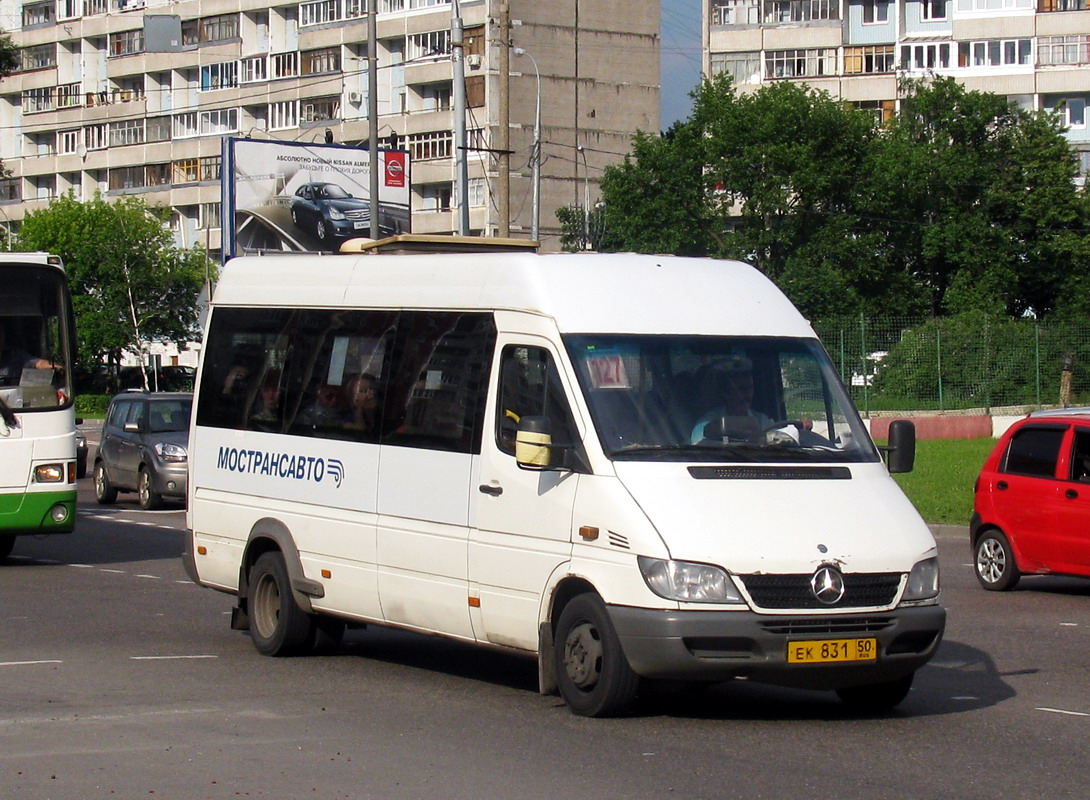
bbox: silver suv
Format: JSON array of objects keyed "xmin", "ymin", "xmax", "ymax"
[{"xmin": 94, "ymin": 392, "xmax": 192, "ymax": 509}]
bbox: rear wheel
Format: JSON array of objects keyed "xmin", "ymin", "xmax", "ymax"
[
  {"xmin": 975, "ymin": 529, "xmax": 1020, "ymax": 591},
  {"xmin": 137, "ymin": 467, "xmax": 162, "ymax": 510},
  {"xmin": 836, "ymin": 673, "xmax": 914, "ymax": 712},
  {"xmin": 248, "ymin": 552, "xmax": 315, "ymax": 656},
  {"xmin": 554, "ymin": 593, "xmax": 640, "ymax": 717},
  {"xmin": 94, "ymin": 461, "xmax": 117, "ymax": 504}
]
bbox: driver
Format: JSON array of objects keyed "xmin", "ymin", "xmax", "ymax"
[{"xmin": 690, "ymin": 355, "xmax": 771, "ymax": 443}]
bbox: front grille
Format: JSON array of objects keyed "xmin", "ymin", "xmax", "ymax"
[
  {"xmin": 741, "ymin": 573, "xmax": 901, "ymax": 609},
  {"xmin": 343, "ymin": 209, "xmax": 369, "ymax": 220},
  {"xmin": 760, "ymin": 616, "xmax": 894, "ymax": 636}
]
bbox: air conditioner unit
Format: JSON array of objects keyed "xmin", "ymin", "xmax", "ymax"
[
  {"xmin": 348, "ymin": 91, "xmax": 363, "ymax": 105},
  {"xmin": 466, "ymin": 54, "xmax": 481, "ymax": 69}
]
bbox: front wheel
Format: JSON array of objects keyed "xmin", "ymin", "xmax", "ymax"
[
  {"xmin": 94, "ymin": 461, "xmax": 117, "ymax": 505},
  {"xmin": 554, "ymin": 593, "xmax": 639, "ymax": 717},
  {"xmin": 137, "ymin": 467, "xmax": 162, "ymax": 510},
  {"xmin": 248, "ymin": 552, "xmax": 315, "ymax": 656},
  {"xmin": 975, "ymin": 529, "xmax": 1020, "ymax": 591},
  {"xmin": 836, "ymin": 673, "xmax": 914, "ymax": 712}
]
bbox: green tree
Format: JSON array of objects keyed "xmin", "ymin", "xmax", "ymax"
[{"xmin": 15, "ymin": 194, "xmax": 213, "ymax": 389}]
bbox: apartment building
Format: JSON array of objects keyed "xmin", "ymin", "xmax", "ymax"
[
  {"xmin": 705, "ymin": 0, "xmax": 1090, "ymax": 175},
  {"xmin": 0, "ymin": 0, "xmax": 660, "ymax": 254}
]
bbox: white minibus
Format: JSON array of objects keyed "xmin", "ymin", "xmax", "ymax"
[{"xmin": 185, "ymin": 237, "xmax": 945, "ymax": 717}]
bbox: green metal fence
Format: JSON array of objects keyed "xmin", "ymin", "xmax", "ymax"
[{"xmin": 812, "ymin": 314, "xmax": 1090, "ymax": 416}]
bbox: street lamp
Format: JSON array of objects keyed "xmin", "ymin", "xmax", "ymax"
[{"xmin": 513, "ymin": 46, "xmax": 541, "ymax": 242}]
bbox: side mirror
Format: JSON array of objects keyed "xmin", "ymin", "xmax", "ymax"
[
  {"xmin": 515, "ymin": 415, "xmax": 553, "ymax": 469},
  {"xmin": 885, "ymin": 419, "xmax": 916, "ymax": 474}
]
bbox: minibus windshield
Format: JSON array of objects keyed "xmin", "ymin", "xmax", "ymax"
[{"xmin": 566, "ymin": 335, "xmax": 879, "ymax": 464}]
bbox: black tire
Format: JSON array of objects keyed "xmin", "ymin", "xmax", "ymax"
[
  {"xmin": 76, "ymin": 455, "xmax": 87, "ymax": 480},
  {"xmin": 836, "ymin": 673, "xmax": 914, "ymax": 712},
  {"xmin": 94, "ymin": 461, "xmax": 117, "ymax": 505},
  {"xmin": 554, "ymin": 593, "xmax": 640, "ymax": 717},
  {"xmin": 974, "ymin": 528, "xmax": 1020, "ymax": 591},
  {"xmin": 137, "ymin": 467, "xmax": 162, "ymax": 510},
  {"xmin": 248, "ymin": 552, "xmax": 315, "ymax": 656},
  {"xmin": 0, "ymin": 536, "xmax": 15, "ymax": 562}
]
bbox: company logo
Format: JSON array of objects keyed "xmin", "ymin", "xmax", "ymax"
[
  {"xmin": 216, "ymin": 446, "xmax": 345, "ymax": 488},
  {"xmin": 810, "ymin": 566, "xmax": 846, "ymax": 605},
  {"xmin": 384, "ymin": 153, "xmax": 406, "ymax": 188}
]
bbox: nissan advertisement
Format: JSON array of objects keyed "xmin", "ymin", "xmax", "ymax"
[{"xmin": 222, "ymin": 137, "xmax": 411, "ymax": 260}]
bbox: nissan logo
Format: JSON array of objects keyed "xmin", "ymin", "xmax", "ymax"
[{"xmin": 810, "ymin": 566, "xmax": 846, "ymax": 605}]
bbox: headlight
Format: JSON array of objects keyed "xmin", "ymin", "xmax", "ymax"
[
  {"xmin": 154, "ymin": 442, "xmax": 188, "ymax": 462},
  {"xmin": 328, "ymin": 207, "xmax": 346, "ymax": 220},
  {"xmin": 34, "ymin": 463, "xmax": 65, "ymax": 482},
  {"xmin": 903, "ymin": 556, "xmax": 940, "ymax": 602},
  {"xmin": 637, "ymin": 556, "xmax": 745, "ymax": 604}
]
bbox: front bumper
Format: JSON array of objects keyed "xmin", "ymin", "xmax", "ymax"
[{"xmin": 609, "ymin": 603, "xmax": 946, "ymax": 690}]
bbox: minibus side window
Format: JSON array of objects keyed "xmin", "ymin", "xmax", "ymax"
[
  {"xmin": 381, "ymin": 312, "xmax": 496, "ymax": 454},
  {"xmin": 496, "ymin": 345, "xmax": 580, "ymax": 456}
]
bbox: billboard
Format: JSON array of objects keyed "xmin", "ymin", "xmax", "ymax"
[{"xmin": 222, "ymin": 137, "xmax": 411, "ymax": 260}]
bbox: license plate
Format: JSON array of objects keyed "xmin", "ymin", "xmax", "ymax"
[
  {"xmin": 787, "ymin": 638, "xmax": 877, "ymax": 664},
  {"xmin": 353, "ymin": 221, "xmax": 368, "ymax": 229}
]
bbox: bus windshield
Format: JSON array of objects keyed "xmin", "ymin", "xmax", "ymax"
[
  {"xmin": 0, "ymin": 265, "xmax": 75, "ymax": 411},
  {"xmin": 565, "ymin": 335, "xmax": 879, "ymax": 464}
]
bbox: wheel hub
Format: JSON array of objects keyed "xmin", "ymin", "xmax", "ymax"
[{"xmin": 563, "ymin": 622, "xmax": 603, "ymax": 689}]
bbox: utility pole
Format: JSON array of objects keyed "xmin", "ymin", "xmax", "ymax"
[
  {"xmin": 451, "ymin": 0, "xmax": 470, "ymax": 235},
  {"xmin": 495, "ymin": 1, "xmax": 510, "ymax": 237},
  {"xmin": 367, "ymin": 0, "xmax": 380, "ymax": 239}
]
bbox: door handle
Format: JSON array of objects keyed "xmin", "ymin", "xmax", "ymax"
[
  {"xmin": 478, "ymin": 484, "xmax": 503, "ymax": 496},
  {"xmin": 1066, "ymin": 488, "xmax": 1079, "ymax": 500},
  {"xmin": 997, "ymin": 480, "xmax": 1008, "ymax": 491}
]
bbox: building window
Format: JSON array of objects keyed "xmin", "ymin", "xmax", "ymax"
[
  {"xmin": 146, "ymin": 116, "xmax": 171, "ymax": 142},
  {"xmin": 20, "ymin": 44, "xmax": 55, "ymax": 72},
  {"xmin": 173, "ymin": 111, "xmax": 199, "ymax": 139},
  {"xmin": 146, "ymin": 163, "xmax": 171, "ymax": 186},
  {"xmin": 762, "ymin": 0, "xmax": 837, "ymax": 22},
  {"xmin": 22, "ymin": 87, "xmax": 53, "ymax": 114},
  {"xmin": 1038, "ymin": 35, "xmax": 1090, "ymax": 65},
  {"xmin": 299, "ymin": 0, "xmax": 340, "ymax": 26},
  {"xmin": 467, "ymin": 177, "xmax": 486, "ymax": 206},
  {"xmin": 57, "ymin": 0, "xmax": 80, "ymax": 19},
  {"xmin": 711, "ymin": 51, "xmax": 761, "ymax": 84},
  {"xmin": 1051, "ymin": 97, "xmax": 1088, "ymax": 128},
  {"xmin": 0, "ymin": 178, "xmax": 19, "ymax": 202},
  {"xmin": 109, "ymin": 29, "xmax": 144, "ymax": 56},
  {"xmin": 420, "ymin": 183, "xmax": 452, "ymax": 212},
  {"xmin": 110, "ymin": 119, "xmax": 145, "ymax": 147},
  {"xmin": 957, "ymin": 39, "xmax": 1032, "ymax": 67},
  {"xmin": 56, "ymin": 83, "xmax": 82, "ymax": 108},
  {"xmin": 200, "ymin": 61, "xmax": 239, "ymax": 91},
  {"xmin": 109, "ymin": 165, "xmax": 145, "ymax": 191},
  {"xmin": 174, "ymin": 159, "xmax": 200, "ymax": 184},
  {"xmin": 765, "ymin": 48, "xmax": 837, "ymax": 78},
  {"xmin": 408, "ymin": 30, "xmax": 450, "ymax": 61},
  {"xmin": 408, "ymin": 130, "xmax": 453, "ymax": 160},
  {"xmin": 241, "ymin": 56, "xmax": 268, "ymax": 83},
  {"xmin": 199, "ymin": 202, "xmax": 221, "ymax": 229},
  {"xmin": 302, "ymin": 47, "xmax": 340, "ymax": 75},
  {"xmin": 201, "ymin": 156, "xmax": 221, "ymax": 182},
  {"xmin": 861, "ymin": 0, "xmax": 890, "ymax": 23},
  {"xmin": 269, "ymin": 100, "xmax": 299, "ymax": 130},
  {"xmin": 712, "ymin": 0, "xmax": 761, "ymax": 24},
  {"xmin": 271, "ymin": 52, "xmax": 300, "ymax": 79},
  {"xmin": 57, "ymin": 128, "xmax": 81, "ymax": 155},
  {"xmin": 22, "ymin": 1, "xmax": 54, "ymax": 27},
  {"xmin": 85, "ymin": 124, "xmax": 108, "ymax": 150},
  {"xmin": 182, "ymin": 13, "xmax": 240, "ymax": 45},
  {"xmin": 199, "ymin": 108, "xmax": 239, "ymax": 135},
  {"xmin": 301, "ymin": 96, "xmax": 340, "ymax": 123},
  {"xmin": 900, "ymin": 42, "xmax": 952, "ymax": 69},
  {"xmin": 420, "ymin": 83, "xmax": 452, "ymax": 111},
  {"xmin": 844, "ymin": 45, "xmax": 895, "ymax": 74},
  {"xmin": 920, "ymin": 0, "xmax": 947, "ymax": 19},
  {"xmin": 851, "ymin": 99, "xmax": 896, "ymax": 125},
  {"xmin": 1039, "ymin": 0, "xmax": 1087, "ymax": 9}
]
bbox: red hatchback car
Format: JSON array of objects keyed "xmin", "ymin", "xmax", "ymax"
[{"xmin": 971, "ymin": 409, "xmax": 1090, "ymax": 591}]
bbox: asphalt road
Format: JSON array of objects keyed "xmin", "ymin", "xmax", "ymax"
[{"xmin": 2, "ymin": 487, "xmax": 1089, "ymax": 799}]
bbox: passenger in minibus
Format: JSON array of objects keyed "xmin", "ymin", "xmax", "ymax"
[{"xmin": 342, "ymin": 372, "xmax": 379, "ymax": 435}]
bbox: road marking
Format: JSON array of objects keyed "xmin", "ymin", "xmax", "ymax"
[
  {"xmin": 1, "ymin": 660, "xmax": 63, "ymax": 667},
  {"xmin": 130, "ymin": 655, "xmax": 218, "ymax": 660},
  {"xmin": 70, "ymin": 563, "xmax": 93, "ymax": 568},
  {"xmin": 1060, "ymin": 622, "xmax": 1078, "ymax": 627},
  {"xmin": 1037, "ymin": 707, "xmax": 1090, "ymax": 717},
  {"xmin": 100, "ymin": 568, "xmax": 125, "ymax": 574},
  {"xmin": 135, "ymin": 574, "xmax": 161, "ymax": 580}
]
